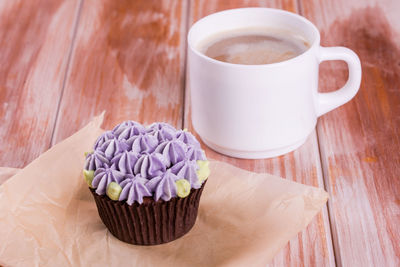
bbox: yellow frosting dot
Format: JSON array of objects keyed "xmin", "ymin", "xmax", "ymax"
[
  {"xmin": 83, "ymin": 170, "xmax": 95, "ymax": 188},
  {"xmin": 84, "ymin": 151, "xmax": 93, "ymax": 157},
  {"xmin": 175, "ymin": 179, "xmax": 191, "ymax": 198},
  {"xmin": 196, "ymin": 160, "xmax": 210, "ymax": 183},
  {"xmin": 183, "ymin": 128, "xmax": 188, "ymax": 132},
  {"xmin": 106, "ymin": 182, "xmax": 122, "ymax": 201}
]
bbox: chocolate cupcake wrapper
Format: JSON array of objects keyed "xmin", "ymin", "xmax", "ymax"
[{"xmin": 90, "ymin": 182, "xmax": 206, "ymax": 245}]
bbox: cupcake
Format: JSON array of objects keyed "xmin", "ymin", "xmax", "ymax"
[{"xmin": 83, "ymin": 121, "xmax": 210, "ymax": 245}]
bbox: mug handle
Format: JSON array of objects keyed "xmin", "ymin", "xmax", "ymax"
[{"xmin": 317, "ymin": 46, "xmax": 362, "ymax": 116}]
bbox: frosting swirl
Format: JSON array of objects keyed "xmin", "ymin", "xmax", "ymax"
[
  {"xmin": 119, "ymin": 174, "xmax": 151, "ymax": 205},
  {"xmin": 84, "ymin": 120, "xmax": 209, "ymax": 205},
  {"xmin": 146, "ymin": 170, "xmax": 178, "ymax": 201},
  {"xmin": 176, "ymin": 130, "xmax": 201, "ymax": 148},
  {"xmin": 134, "ymin": 152, "xmax": 167, "ymax": 178},
  {"xmin": 129, "ymin": 134, "xmax": 158, "ymax": 154},
  {"xmin": 112, "ymin": 121, "xmax": 146, "ymax": 139},
  {"xmin": 170, "ymin": 159, "xmax": 201, "ymax": 189},
  {"xmin": 111, "ymin": 151, "xmax": 139, "ymax": 174},
  {"xmin": 148, "ymin": 122, "xmax": 176, "ymax": 142},
  {"xmin": 84, "ymin": 150, "xmax": 110, "ymax": 170},
  {"xmin": 97, "ymin": 138, "xmax": 129, "ymax": 159},
  {"xmin": 94, "ymin": 131, "xmax": 115, "ymax": 150},
  {"xmin": 92, "ymin": 166, "xmax": 125, "ymax": 195},
  {"xmin": 186, "ymin": 146, "xmax": 206, "ymax": 161},
  {"xmin": 155, "ymin": 139, "xmax": 186, "ymax": 166}
]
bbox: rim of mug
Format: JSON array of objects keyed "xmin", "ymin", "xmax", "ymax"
[{"xmin": 187, "ymin": 7, "xmax": 321, "ymax": 68}]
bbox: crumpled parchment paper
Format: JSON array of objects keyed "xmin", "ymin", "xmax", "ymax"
[{"xmin": 0, "ymin": 114, "xmax": 328, "ymax": 267}]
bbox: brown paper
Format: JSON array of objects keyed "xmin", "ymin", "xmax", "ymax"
[
  {"xmin": 0, "ymin": 167, "xmax": 19, "ymax": 185},
  {"xmin": 0, "ymin": 115, "xmax": 328, "ymax": 267}
]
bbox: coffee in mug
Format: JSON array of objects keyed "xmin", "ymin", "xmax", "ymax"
[
  {"xmin": 188, "ymin": 8, "xmax": 362, "ymax": 159},
  {"xmin": 199, "ymin": 28, "xmax": 310, "ymax": 65}
]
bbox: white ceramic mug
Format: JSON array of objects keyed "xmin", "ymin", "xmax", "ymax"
[{"xmin": 188, "ymin": 8, "xmax": 361, "ymax": 159}]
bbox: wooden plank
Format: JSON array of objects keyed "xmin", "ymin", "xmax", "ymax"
[
  {"xmin": 300, "ymin": 0, "xmax": 400, "ymax": 266},
  {"xmin": 0, "ymin": 0, "xmax": 81, "ymax": 167},
  {"xmin": 52, "ymin": 0, "xmax": 188, "ymax": 143},
  {"xmin": 187, "ymin": 1, "xmax": 335, "ymax": 266},
  {"xmin": 190, "ymin": 0, "xmax": 298, "ymax": 16}
]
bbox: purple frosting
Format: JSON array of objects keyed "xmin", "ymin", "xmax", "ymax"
[
  {"xmin": 130, "ymin": 134, "xmax": 158, "ymax": 154},
  {"xmin": 155, "ymin": 139, "xmax": 187, "ymax": 166},
  {"xmin": 176, "ymin": 130, "xmax": 201, "ymax": 148},
  {"xmin": 134, "ymin": 153, "xmax": 167, "ymax": 178},
  {"xmin": 94, "ymin": 131, "xmax": 114, "ymax": 150},
  {"xmin": 148, "ymin": 122, "xmax": 176, "ymax": 142},
  {"xmin": 170, "ymin": 160, "xmax": 201, "ymax": 189},
  {"xmin": 92, "ymin": 166, "xmax": 125, "ymax": 195},
  {"xmin": 146, "ymin": 170, "xmax": 178, "ymax": 201},
  {"xmin": 112, "ymin": 121, "xmax": 146, "ymax": 139},
  {"xmin": 84, "ymin": 121, "xmax": 208, "ymax": 205},
  {"xmin": 119, "ymin": 174, "xmax": 151, "ymax": 205},
  {"xmin": 186, "ymin": 146, "xmax": 206, "ymax": 161},
  {"xmin": 85, "ymin": 150, "xmax": 110, "ymax": 170},
  {"xmin": 111, "ymin": 151, "xmax": 139, "ymax": 174},
  {"xmin": 97, "ymin": 138, "xmax": 129, "ymax": 159}
]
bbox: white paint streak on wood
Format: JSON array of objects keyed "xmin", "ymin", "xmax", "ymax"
[
  {"xmin": 302, "ymin": 0, "xmax": 400, "ymax": 265},
  {"xmin": 53, "ymin": 0, "xmax": 186, "ymax": 142},
  {"xmin": 0, "ymin": 0, "xmax": 80, "ymax": 167},
  {"xmin": 186, "ymin": 1, "xmax": 336, "ymax": 266}
]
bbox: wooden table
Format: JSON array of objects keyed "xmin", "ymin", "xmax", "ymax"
[{"xmin": 1, "ymin": 0, "xmax": 399, "ymax": 266}]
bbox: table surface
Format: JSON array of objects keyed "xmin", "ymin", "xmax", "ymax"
[{"xmin": 1, "ymin": 0, "xmax": 399, "ymax": 266}]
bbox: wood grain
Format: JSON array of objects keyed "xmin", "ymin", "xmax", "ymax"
[
  {"xmin": 0, "ymin": 0, "xmax": 80, "ymax": 167},
  {"xmin": 300, "ymin": 0, "xmax": 400, "ymax": 266},
  {"xmin": 52, "ymin": 0, "xmax": 188, "ymax": 144},
  {"xmin": 4, "ymin": 0, "xmax": 399, "ymax": 265},
  {"xmin": 187, "ymin": 1, "xmax": 335, "ymax": 266}
]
